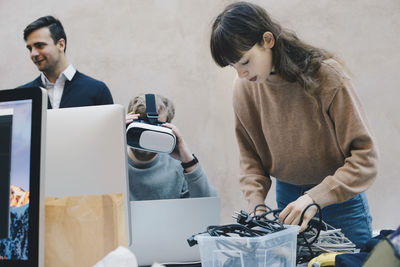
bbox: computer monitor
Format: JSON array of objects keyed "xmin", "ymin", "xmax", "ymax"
[
  {"xmin": 0, "ymin": 87, "xmax": 46, "ymax": 266},
  {"xmin": 45, "ymin": 104, "xmax": 131, "ymax": 243}
]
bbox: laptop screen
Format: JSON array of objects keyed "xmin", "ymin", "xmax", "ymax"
[{"xmin": 0, "ymin": 87, "xmax": 46, "ymax": 266}]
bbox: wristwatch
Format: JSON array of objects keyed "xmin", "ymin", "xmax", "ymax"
[{"xmin": 181, "ymin": 154, "xmax": 199, "ymax": 169}]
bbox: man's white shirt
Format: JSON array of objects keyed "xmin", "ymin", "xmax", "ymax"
[{"xmin": 40, "ymin": 64, "xmax": 76, "ymax": 109}]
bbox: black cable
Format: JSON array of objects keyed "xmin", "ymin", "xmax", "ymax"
[
  {"xmin": 187, "ymin": 203, "xmax": 324, "ymax": 265},
  {"xmin": 246, "ymin": 203, "xmax": 324, "ymax": 264},
  {"xmin": 296, "ymin": 203, "xmax": 323, "ymax": 264}
]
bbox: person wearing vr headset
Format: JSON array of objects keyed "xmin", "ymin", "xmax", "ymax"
[{"xmin": 125, "ymin": 93, "xmax": 217, "ymax": 201}]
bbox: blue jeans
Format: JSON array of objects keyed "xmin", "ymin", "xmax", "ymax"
[{"xmin": 276, "ymin": 180, "xmax": 372, "ymax": 248}]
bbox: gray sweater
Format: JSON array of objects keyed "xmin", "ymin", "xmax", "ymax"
[{"xmin": 128, "ymin": 153, "xmax": 217, "ymax": 201}]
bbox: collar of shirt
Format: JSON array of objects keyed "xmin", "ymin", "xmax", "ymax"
[
  {"xmin": 41, "ymin": 65, "xmax": 76, "ymax": 109},
  {"xmin": 40, "ymin": 64, "xmax": 76, "ymax": 87}
]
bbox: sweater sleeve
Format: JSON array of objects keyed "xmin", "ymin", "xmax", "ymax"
[
  {"xmin": 233, "ymin": 79, "xmax": 271, "ymax": 211},
  {"xmin": 306, "ymin": 80, "xmax": 378, "ymax": 207},
  {"xmin": 235, "ymin": 112, "xmax": 272, "ymax": 211},
  {"xmin": 184, "ymin": 164, "xmax": 217, "ymax": 197},
  {"xmin": 96, "ymin": 82, "xmax": 114, "ymax": 105}
]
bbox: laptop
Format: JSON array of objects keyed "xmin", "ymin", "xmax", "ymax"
[
  {"xmin": 0, "ymin": 87, "xmax": 47, "ymax": 266},
  {"xmin": 129, "ymin": 197, "xmax": 220, "ymax": 266}
]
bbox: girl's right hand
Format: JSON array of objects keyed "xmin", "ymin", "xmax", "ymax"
[{"xmin": 278, "ymin": 194, "xmax": 317, "ymax": 232}]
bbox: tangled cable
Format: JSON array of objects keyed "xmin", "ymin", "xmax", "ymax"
[
  {"xmin": 187, "ymin": 203, "xmax": 357, "ymax": 265},
  {"xmin": 297, "ymin": 220, "xmax": 357, "ymax": 263},
  {"xmin": 251, "ymin": 203, "xmax": 357, "ymax": 264},
  {"xmin": 187, "ymin": 209, "xmax": 291, "ymax": 267},
  {"xmin": 187, "ymin": 206, "xmax": 286, "ymax": 247}
]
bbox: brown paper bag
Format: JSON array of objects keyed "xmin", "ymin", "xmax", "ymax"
[{"xmin": 45, "ymin": 193, "xmax": 128, "ymax": 267}]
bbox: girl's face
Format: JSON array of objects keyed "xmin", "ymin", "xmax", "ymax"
[{"xmin": 231, "ymin": 32, "xmax": 274, "ymax": 83}]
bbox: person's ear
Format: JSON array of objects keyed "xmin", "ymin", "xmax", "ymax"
[
  {"xmin": 262, "ymin": 32, "xmax": 275, "ymax": 49},
  {"xmin": 57, "ymin": 38, "xmax": 66, "ymax": 52}
]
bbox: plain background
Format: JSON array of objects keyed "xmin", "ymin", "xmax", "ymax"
[{"xmin": 1, "ymin": 0, "xmax": 399, "ymax": 230}]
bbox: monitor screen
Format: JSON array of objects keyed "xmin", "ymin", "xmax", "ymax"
[
  {"xmin": 0, "ymin": 108, "xmax": 13, "ymax": 239},
  {"xmin": 0, "ymin": 87, "xmax": 46, "ymax": 266}
]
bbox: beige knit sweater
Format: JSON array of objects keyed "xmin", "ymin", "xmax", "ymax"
[{"xmin": 233, "ymin": 59, "xmax": 378, "ymax": 211}]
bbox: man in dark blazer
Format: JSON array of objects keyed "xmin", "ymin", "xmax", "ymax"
[{"xmin": 18, "ymin": 16, "xmax": 113, "ymax": 109}]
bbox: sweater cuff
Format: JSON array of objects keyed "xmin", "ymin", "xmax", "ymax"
[
  {"xmin": 183, "ymin": 163, "xmax": 204, "ymax": 182},
  {"xmin": 247, "ymin": 194, "xmax": 266, "ymax": 213},
  {"xmin": 305, "ymin": 180, "xmax": 338, "ymax": 208}
]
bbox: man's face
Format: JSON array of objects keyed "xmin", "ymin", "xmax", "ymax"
[{"xmin": 25, "ymin": 27, "xmax": 64, "ymax": 73}]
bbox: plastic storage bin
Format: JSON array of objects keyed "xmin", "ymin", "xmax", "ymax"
[{"xmin": 195, "ymin": 225, "xmax": 299, "ymax": 267}]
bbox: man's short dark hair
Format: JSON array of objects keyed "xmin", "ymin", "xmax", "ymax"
[{"xmin": 23, "ymin": 16, "xmax": 67, "ymax": 52}]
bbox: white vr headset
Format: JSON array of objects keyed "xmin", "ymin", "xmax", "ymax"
[{"xmin": 126, "ymin": 94, "xmax": 176, "ymax": 153}]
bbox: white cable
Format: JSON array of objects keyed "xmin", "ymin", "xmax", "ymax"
[{"xmin": 297, "ymin": 221, "xmax": 359, "ymax": 261}]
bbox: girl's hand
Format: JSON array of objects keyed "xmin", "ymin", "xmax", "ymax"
[{"xmin": 278, "ymin": 194, "xmax": 317, "ymax": 232}]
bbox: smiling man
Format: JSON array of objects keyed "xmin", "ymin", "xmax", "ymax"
[{"xmin": 18, "ymin": 16, "xmax": 113, "ymax": 109}]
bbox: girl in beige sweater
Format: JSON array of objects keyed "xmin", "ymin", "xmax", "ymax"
[{"xmin": 210, "ymin": 1, "xmax": 378, "ymax": 247}]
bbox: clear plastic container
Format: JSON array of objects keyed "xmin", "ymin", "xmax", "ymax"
[{"xmin": 195, "ymin": 225, "xmax": 299, "ymax": 267}]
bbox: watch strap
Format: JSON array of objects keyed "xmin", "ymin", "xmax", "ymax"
[{"xmin": 181, "ymin": 154, "xmax": 198, "ymax": 169}]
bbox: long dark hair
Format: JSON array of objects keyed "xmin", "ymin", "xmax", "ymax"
[{"xmin": 210, "ymin": 1, "xmax": 337, "ymax": 115}]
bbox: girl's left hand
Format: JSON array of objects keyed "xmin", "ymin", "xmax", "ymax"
[{"xmin": 278, "ymin": 194, "xmax": 317, "ymax": 232}]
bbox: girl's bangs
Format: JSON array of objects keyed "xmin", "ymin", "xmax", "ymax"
[{"xmin": 211, "ymin": 28, "xmax": 249, "ymax": 67}]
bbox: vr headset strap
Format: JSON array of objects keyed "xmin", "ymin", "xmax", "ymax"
[{"xmin": 145, "ymin": 94, "xmax": 159, "ymax": 124}]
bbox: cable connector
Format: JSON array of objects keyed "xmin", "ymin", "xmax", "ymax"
[
  {"xmin": 233, "ymin": 210, "xmax": 253, "ymax": 225},
  {"xmin": 187, "ymin": 235, "xmax": 198, "ymax": 247}
]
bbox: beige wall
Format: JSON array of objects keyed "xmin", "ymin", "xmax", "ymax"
[{"xmin": 1, "ymin": 0, "xmax": 399, "ymax": 230}]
